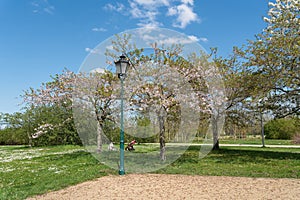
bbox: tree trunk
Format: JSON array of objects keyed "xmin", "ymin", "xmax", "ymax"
[
  {"xmin": 260, "ymin": 111, "xmax": 265, "ymax": 147},
  {"xmin": 26, "ymin": 111, "xmax": 32, "ymax": 148},
  {"xmin": 94, "ymin": 101, "xmax": 103, "ymax": 154},
  {"xmin": 212, "ymin": 138, "xmax": 219, "ymax": 151},
  {"xmin": 158, "ymin": 113, "xmax": 166, "ymax": 161},
  {"xmin": 27, "ymin": 131, "xmax": 32, "ymax": 148},
  {"xmin": 212, "ymin": 114, "xmax": 220, "ymax": 151},
  {"xmin": 96, "ymin": 123, "xmax": 103, "ymax": 153}
]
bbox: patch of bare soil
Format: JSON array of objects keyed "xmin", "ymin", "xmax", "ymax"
[{"xmin": 27, "ymin": 174, "xmax": 300, "ymax": 200}]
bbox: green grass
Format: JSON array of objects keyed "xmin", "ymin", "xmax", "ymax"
[
  {"xmin": 156, "ymin": 146, "xmax": 300, "ymax": 178},
  {"xmin": 0, "ymin": 144, "xmax": 299, "ymax": 200},
  {"xmin": 219, "ymin": 138, "xmax": 294, "ymax": 145},
  {"xmin": 0, "ymin": 145, "xmax": 115, "ymax": 200}
]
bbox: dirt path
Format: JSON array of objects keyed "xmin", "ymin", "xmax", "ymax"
[{"xmin": 27, "ymin": 174, "xmax": 300, "ymax": 200}]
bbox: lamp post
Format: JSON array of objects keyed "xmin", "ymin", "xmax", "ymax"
[{"xmin": 114, "ymin": 54, "xmax": 129, "ymax": 175}]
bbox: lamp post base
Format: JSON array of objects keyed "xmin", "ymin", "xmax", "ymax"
[{"xmin": 119, "ymin": 170, "xmax": 125, "ymax": 175}]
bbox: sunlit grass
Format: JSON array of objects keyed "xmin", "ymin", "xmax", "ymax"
[{"xmin": 0, "ymin": 145, "xmax": 115, "ymax": 200}]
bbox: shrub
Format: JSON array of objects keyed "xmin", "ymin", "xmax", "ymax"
[
  {"xmin": 0, "ymin": 127, "xmax": 28, "ymax": 145},
  {"xmin": 264, "ymin": 118, "xmax": 299, "ymax": 139}
]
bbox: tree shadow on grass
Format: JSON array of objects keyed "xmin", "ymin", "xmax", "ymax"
[
  {"xmin": 212, "ymin": 148, "xmax": 300, "ymax": 162},
  {"xmin": 0, "ymin": 145, "xmax": 31, "ymax": 150},
  {"xmin": 175, "ymin": 145, "xmax": 300, "ymax": 165},
  {"xmin": 156, "ymin": 146, "xmax": 299, "ymax": 178}
]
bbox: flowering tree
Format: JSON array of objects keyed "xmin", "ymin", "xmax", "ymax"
[
  {"xmin": 103, "ymin": 30, "xmax": 227, "ymax": 159},
  {"xmin": 211, "ymin": 47, "xmax": 262, "ymax": 147},
  {"xmin": 73, "ymin": 71, "xmax": 118, "ymax": 153},
  {"xmin": 207, "ymin": 0, "xmax": 300, "ymax": 145},
  {"xmin": 22, "ymin": 70, "xmax": 75, "ymax": 144},
  {"xmin": 185, "ymin": 52, "xmax": 226, "ymax": 150},
  {"xmin": 118, "ymin": 45, "xmax": 214, "ymax": 160},
  {"xmin": 244, "ymin": 0, "xmax": 300, "ymax": 118},
  {"xmin": 22, "ymin": 70, "xmax": 117, "ymax": 150}
]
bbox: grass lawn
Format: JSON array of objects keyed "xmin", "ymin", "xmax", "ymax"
[
  {"xmin": 0, "ymin": 145, "xmax": 116, "ymax": 200},
  {"xmin": 0, "ymin": 144, "xmax": 299, "ymax": 200},
  {"xmin": 219, "ymin": 138, "xmax": 294, "ymax": 145},
  {"xmin": 157, "ymin": 146, "xmax": 300, "ymax": 178}
]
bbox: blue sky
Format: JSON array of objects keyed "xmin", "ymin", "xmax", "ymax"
[{"xmin": 0, "ymin": 0, "xmax": 272, "ymax": 114}]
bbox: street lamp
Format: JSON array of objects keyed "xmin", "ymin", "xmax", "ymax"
[{"xmin": 114, "ymin": 54, "xmax": 129, "ymax": 175}]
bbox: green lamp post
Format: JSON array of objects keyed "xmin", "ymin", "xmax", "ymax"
[{"xmin": 114, "ymin": 54, "xmax": 129, "ymax": 175}]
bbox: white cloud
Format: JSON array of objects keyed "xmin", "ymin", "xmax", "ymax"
[
  {"xmin": 134, "ymin": 0, "xmax": 158, "ymax": 6},
  {"xmin": 105, "ymin": 45, "xmax": 115, "ymax": 51},
  {"xmin": 103, "ymin": 3, "xmax": 125, "ymax": 12},
  {"xmin": 199, "ymin": 37, "xmax": 208, "ymax": 42},
  {"xmin": 92, "ymin": 27, "xmax": 107, "ymax": 32},
  {"xmin": 167, "ymin": 6, "xmax": 177, "ymax": 15},
  {"xmin": 90, "ymin": 68, "xmax": 105, "ymax": 74},
  {"xmin": 31, "ymin": 2, "xmax": 39, "ymax": 7},
  {"xmin": 137, "ymin": 21, "xmax": 162, "ymax": 28},
  {"xmin": 181, "ymin": 0, "xmax": 194, "ymax": 6},
  {"xmin": 187, "ymin": 35, "xmax": 199, "ymax": 42},
  {"xmin": 103, "ymin": 0, "xmax": 199, "ymax": 29},
  {"xmin": 158, "ymin": 36, "xmax": 200, "ymax": 45},
  {"xmin": 129, "ymin": 1, "xmax": 163, "ymax": 28},
  {"xmin": 31, "ymin": 0, "xmax": 55, "ymax": 14},
  {"xmin": 141, "ymin": 33, "xmax": 200, "ymax": 45},
  {"xmin": 129, "ymin": 1, "xmax": 144, "ymax": 18},
  {"xmin": 132, "ymin": 0, "xmax": 170, "ymax": 8},
  {"xmin": 85, "ymin": 48, "xmax": 99, "ymax": 54},
  {"xmin": 43, "ymin": 6, "xmax": 55, "ymax": 14},
  {"xmin": 168, "ymin": 3, "xmax": 199, "ymax": 28}
]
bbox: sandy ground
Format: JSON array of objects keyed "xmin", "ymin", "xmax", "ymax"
[{"xmin": 27, "ymin": 174, "xmax": 300, "ymax": 200}]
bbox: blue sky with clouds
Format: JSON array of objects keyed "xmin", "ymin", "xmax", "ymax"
[{"xmin": 0, "ymin": 0, "xmax": 273, "ymax": 114}]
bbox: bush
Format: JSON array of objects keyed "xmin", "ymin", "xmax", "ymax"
[
  {"xmin": 0, "ymin": 127, "xmax": 28, "ymax": 145},
  {"xmin": 264, "ymin": 118, "xmax": 299, "ymax": 139}
]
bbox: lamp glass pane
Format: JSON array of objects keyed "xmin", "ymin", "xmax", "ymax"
[
  {"xmin": 115, "ymin": 61, "xmax": 121, "ymax": 74},
  {"xmin": 121, "ymin": 62, "xmax": 128, "ymax": 74}
]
